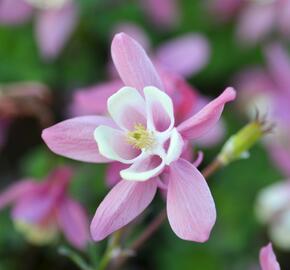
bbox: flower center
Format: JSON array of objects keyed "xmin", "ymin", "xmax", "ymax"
[
  {"xmin": 25, "ymin": 0, "xmax": 69, "ymax": 9},
  {"xmin": 127, "ymin": 124, "xmax": 155, "ymax": 150}
]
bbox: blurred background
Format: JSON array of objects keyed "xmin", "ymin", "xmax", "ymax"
[{"xmin": 0, "ymin": 0, "xmax": 289, "ymax": 269}]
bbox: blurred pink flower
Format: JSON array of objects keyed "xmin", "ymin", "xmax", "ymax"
[
  {"xmin": 256, "ymin": 181, "xmax": 290, "ymax": 250},
  {"xmin": 0, "ymin": 166, "xmax": 89, "ymax": 249},
  {"xmin": 208, "ymin": 0, "xmax": 244, "ymax": 21},
  {"xmin": 209, "ymin": 0, "xmax": 290, "ymax": 45},
  {"xmin": 235, "ymin": 43, "xmax": 290, "ymax": 177},
  {"xmin": 236, "ymin": 0, "xmax": 290, "ymax": 45},
  {"xmin": 139, "ymin": 0, "xmax": 180, "ymax": 29},
  {"xmin": 259, "ymin": 243, "xmax": 280, "ymax": 270},
  {"xmin": 42, "ymin": 33, "xmax": 236, "ymax": 242},
  {"xmin": 0, "ymin": 0, "xmax": 78, "ymax": 60}
]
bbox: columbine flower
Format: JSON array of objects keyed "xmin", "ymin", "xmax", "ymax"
[
  {"xmin": 0, "ymin": 0, "xmax": 78, "ymax": 60},
  {"xmin": 0, "ymin": 166, "xmax": 88, "ymax": 249},
  {"xmin": 235, "ymin": 43, "xmax": 290, "ymax": 177},
  {"xmin": 259, "ymin": 243, "xmax": 280, "ymax": 270},
  {"xmin": 256, "ymin": 181, "xmax": 290, "ymax": 250},
  {"xmin": 42, "ymin": 33, "xmax": 236, "ymax": 242}
]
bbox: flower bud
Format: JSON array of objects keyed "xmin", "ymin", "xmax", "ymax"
[{"xmin": 217, "ymin": 115, "xmax": 272, "ymax": 165}]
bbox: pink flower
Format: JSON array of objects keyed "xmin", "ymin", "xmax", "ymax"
[
  {"xmin": 139, "ymin": 0, "xmax": 180, "ymax": 29},
  {"xmin": 259, "ymin": 243, "xmax": 280, "ymax": 270},
  {"xmin": 256, "ymin": 181, "xmax": 290, "ymax": 250},
  {"xmin": 236, "ymin": 0, "xmax": 290, "ymax": 45},
  {"xmin": 208, "ymin": 0, "xmax": 244, "ymax": 21},
  {"xmin": 0, "ymin": 0, "xmax": 78, "ymax": 60},
  {"xmin": 0, "ymin": 166, "xmax": 89, "ymax": 249},
  {"xmin": 42, "ymin": 33, "xmax": 236, "ymax": 242},
  {"xmin": 235, "ymin": 43, "xmax": 290, "ymax": 177}
]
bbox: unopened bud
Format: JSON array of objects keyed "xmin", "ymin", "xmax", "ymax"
[{"xmin": 217, "ymin": 114, "xmax": 273, "ymax": 165}]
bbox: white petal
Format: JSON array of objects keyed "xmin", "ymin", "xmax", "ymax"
[
  {"xmin": 144, "ymin": 86, "xmax": 174, "ymax": 132},
  {"xmin": 94, "ymin": 125, "xmax": 141, "ymax": 164},
  {"xmin": 165, "ymin": 128, "xmax": 184, "ymax": 165},
  {"xmin": 120, "ymin": 155, "xmax": 165, "ymax": 181},
  {"xmin": 107, "ymin": 87, "xmax": 146, "ymax": 130}
]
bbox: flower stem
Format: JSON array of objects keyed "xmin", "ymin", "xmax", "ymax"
[
  {"xmin": 97, "ymin": 229, "xmax": 123, "ymax": 270},
  {"xmin": 111, "ymin": 158, "xmax": 224, "ymax": 270}
]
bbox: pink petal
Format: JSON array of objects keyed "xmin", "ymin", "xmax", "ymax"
[
  {"xmin": 0, "ymin": 0, "xmax": 32, "ymax": 25},
  {"xmin": 111, "ymin": 33, "xmax": 164, "ymax": 92},
  {"xmin": 36, "ymin": 1, "xmax": 78, "ymax": 60},
  {"xmin": 106, "ymin": 162, "xmax": 127, "ymax": 187},
  {"xmin": 259, "ymin": 243, "xmax": 280, "ymax": 270},
  {"xmin": 42, "ymin": 116, "xmax": 115, "ymax": 163},
  {"xmin": 192, "ymin": 97, "xmax": 225, "ymax": 147},
  {"xmin": 177, "ymin": 87, "xmax": 236, "ymax": 140},
  {"xmin": 112, "ymin": 22, "xmax": 151, "ymax": 52},
  {"xmin": 57, "ymin": 197, "xmax": 89, "ymax": 250},
  {"xmin": 209, "ymin": 0, "xmax": 243, "ymax": 20},
  {"xmin": 160, "ymin": 71, "xmax": 198, "ymax": 124},
  {"xmin": 237, "ymin": 3, "xmax": 275, "ymax": 45},
  {"xmin": 0, "ymin": 180, "xmax": 38, "ymax": 210},
  {"xmin": 166, "ymin": 158, "xmax": 216, "ymax": 242},
  {"xmin": 90, "ymin": 179, "xmax": 157, "ymax": 241},
  {"xmin": 12, "ymin": 186, "xmax": 56, "ymax": 224},
  {"xmin": 70, "ymin": 80, "xmax": 123, "ymax": 116},
  {"xmin": 140, "ymin": 0, "xmax": 180, "ymax": 28},
  {"xmin": 267, "ymin": 143, "xmax": 290, "ymax": 177},
  {"xmin": 155, "ymin": 34, "xmax": 210, "ymax": 77},
  {"xmin": 264, "ymin": 43, "xmax": 290, "ymax": 94},
  {"xmin": 278, "ymin": 0, "xmax": 290, "ymax": 36}
]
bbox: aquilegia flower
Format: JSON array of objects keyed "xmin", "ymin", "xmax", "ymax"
[
  {"xmin": 256, "ymin": 180, "xmax": 290, "ymax": 250},
  {"xmin": 42, "ymin": 33, "xmax": 236, "ymax": 242},
  {"xmin": 0, "ymin": 166, "xmax": 88, "ymax": 249},
  {"xmin": 259, "ymin": 243, "xmax": 280, "ymax": 270},
  {"xmin": 0, "ymin": 0, "xmax": 78, "ymax": 60}
]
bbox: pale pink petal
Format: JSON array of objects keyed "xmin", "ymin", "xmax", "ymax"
[
  {"xmin": 42, "ymin": 116, "xmax": 115, "ymax": 163},
  {"xmin": 90, "ymin": 179, "xmax": 157, "ymax": 241},
  {"xmin": 144, "ymin": 86, "xmax": 174, "ymax": 132},
  {"xmin": 209, "ymin": 0, "xmax": 243, "ymax": 20},
  {"xmin": 12, "ymin": 186, "xmax": 55, "ymax": 223},
  {"xmin": 70, "ymin": 80, "xmax": 123, "ymax": 116},
  {"xmin": 140, "ymin": 0, "xmax": 180, "ymax": 28},
  {"xmin": 155, "ymin": 34, "xmax": 210, "ymax": 77},
  {"xmin": 237, "ymin": 4, "xmax": 275, "ymax": 45},
  {"xmin": 111, "ymin": 33, "xmax": 164, "ymax": 92},
  {"xmin": 259, "ymin": 243, "xmax": 280, "ymax": 270},
  {"xmin": 0, "ymin": 180, "xmax": 38, "ymax": 209},
  {"xmin": 36, "ymin": 1, "xmax": 78, "ymax": 60},
  {"xmin": 107, "ymin": 87, "xmax": 146, "ymax": 130},
  {"xmin": 166, "ymin": 158, "xmax": 216, "ymax": 242},
  {"xmin": 265, "ymin": 43, "xmax": 290, "ymax": 93},
  {"xmin": 112, "ymin": 22, "xmax": 151, "ymax": 51},
  {"xmin": 0, "ymin": 0, "xmax": 32, "ymax": 25},
  {"xmin": 278, "ymin": 0, "xmax": 290, "ymax": 36},
  {"xmin": 106, "ymin": 162, "xmax": 127, "ymax": 187},
  {"xmin": 267, "ymin": 143, "xmax": 290, "ymax": 177},
  {"xmin": 177, "ymin": 87, "xmax": 236, "ymax": 140},
  {"xmin": 57, "ymin": 197, "xmax": 89, "ymax": 250},
  {"xmin": 120, "ymin": 155, "xmax": 165, "ymax": 181}
]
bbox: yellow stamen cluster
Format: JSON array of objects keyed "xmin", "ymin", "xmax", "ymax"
[{"xmin": 127, "ymin": 124, "xmax": 155, "ymax": 150}]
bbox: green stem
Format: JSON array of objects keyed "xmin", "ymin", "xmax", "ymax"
[{"xmin": 97, "ymin": 230, "xmax": 123, "ymax": 270}]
